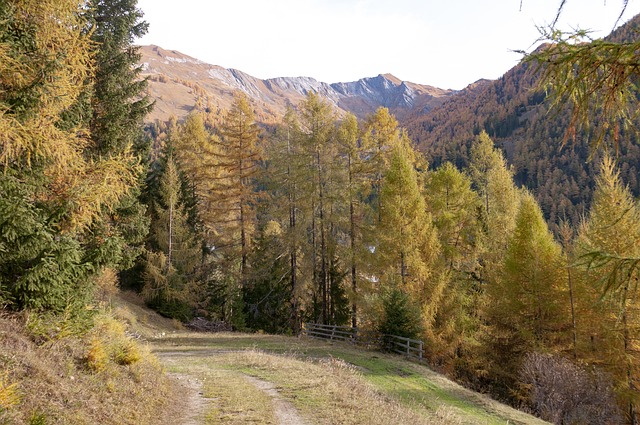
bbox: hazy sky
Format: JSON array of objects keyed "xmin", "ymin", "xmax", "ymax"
[{"xmin": 136, "ymin": 0, "xmax": 640, "ymax": 90}]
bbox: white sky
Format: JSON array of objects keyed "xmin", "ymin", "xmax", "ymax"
[{"xmin": 136, "ymin": 0, "xmax": 640, "ymax": 90}]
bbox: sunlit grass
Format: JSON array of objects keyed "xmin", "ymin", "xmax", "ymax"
[{"xmin": 152, "ymin": 334, "xmax": 548, "ymax": 425}]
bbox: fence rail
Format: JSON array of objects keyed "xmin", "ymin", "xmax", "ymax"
[
  {"xmin": 302, "ymin": 323, "xmax": 424, "ymax": 362},
  {"xmin": 384, "ymin": 335, "xmax": 423, "ymax": 360}
]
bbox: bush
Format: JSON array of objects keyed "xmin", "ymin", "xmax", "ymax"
[{"xmin": 520, "ymin": 352, "xmax": 622, "ymax": 424}]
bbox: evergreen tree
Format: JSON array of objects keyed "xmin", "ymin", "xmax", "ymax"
[
  {"xmin": 88, "ymin": 0, "xmax": 152, "ymax": 155},
  {"xmin": 243, "ymin": 220, "xmax": 292, "ymax": 333},
  {"xmin": 86, "ymin": 0, "xmax": 153, "ymax": 276},
  {"xmin": 379, "ymin": 286, "xmax": 424, "ymax": 342}
]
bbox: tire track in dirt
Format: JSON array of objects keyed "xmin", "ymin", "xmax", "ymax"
[{"xmin": 243, "ymin": 375, "xmax": 309, "ymax": 425}]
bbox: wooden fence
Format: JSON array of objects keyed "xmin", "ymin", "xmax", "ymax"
[{"xmin": 302, "ymin": 323, "xmax": 424, "ymax": 362}]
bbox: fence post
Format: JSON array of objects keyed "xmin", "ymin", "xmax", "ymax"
[
  {"xmin": 419, "ymin": 341, "xmax": 423, "ymax": 360},
  {"xmin": 406, "ymin": 339, "xmax": 410, "ymax": 356}
]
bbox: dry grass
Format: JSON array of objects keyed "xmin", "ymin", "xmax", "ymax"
[
  {"xmin": 0, "ymin": 310, "xmax": 177, "ymax": 425},
  {"xmin": 160, "ymin": 348, "xmax": 463, "ymax": 425},
  {"xmin": 232, "ymin": 350, "xmax": 443, "ymax": 424},
  {"xmin": 202, "ymin": 368, "xmax": 276, "ymax": 424}
]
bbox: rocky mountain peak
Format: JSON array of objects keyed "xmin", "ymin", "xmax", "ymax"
[{"xmin": 138, "ymin": 45, "xmax": 453, "ymax": 123}]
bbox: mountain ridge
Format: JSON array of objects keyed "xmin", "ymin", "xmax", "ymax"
[{"xmin": 139, "ymin": 44, "xmax": 454, "ymax": 123}]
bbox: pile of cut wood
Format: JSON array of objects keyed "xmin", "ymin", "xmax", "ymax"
[{"xmin": 185, "ymin": 317, "xmax": 233, "ymax": 332}]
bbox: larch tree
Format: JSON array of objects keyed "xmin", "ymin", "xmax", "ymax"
[
  {"xmin": 469, "ymin": 131, "xmax": 520, "ymax": 281},
  {"xmin": 0, "ymin": 0, "xmax": 139, "ymax": 310},
  {"xmin": 337, "ymin": 112, "xmax": 373, "ymax": 328},
  {"xmin": 378, "ymin": 135, "xmax": 440, "ymax": 323},
  {"xmin": 575, "ymin": 155, "xmax": 640, "ymax": 423},
  {"xmin": 266, "ymin": 107, "xmax": 308, "ymax": 332},
  {"xmin": 217, "ymin": 92, "xmax": 262, "ymax": 287},
  {"xmin": 362, "ymin": 107, "xmax": 400, "ymax": 225},
  {"xmin": 299, "ymin": 92, "xmax": 338, "ymax": 324},
  {"xmin": 173, "ymin": 113, "xmax": 219, "ymax": 232},
  {"xmin": 143, "ymin": 155, "xmax": 202, "ymax": 321},
  {"xmin": 424, "ymin": 162, "xmax": 483, "ymax": 365},
  {"xmin": 482, "ymin": 191, "xmax": 567, "ymax": 400}
]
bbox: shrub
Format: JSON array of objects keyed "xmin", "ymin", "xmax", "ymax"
[
  {"xmin": 520, "ymin": 352, "xmax": 622, "ymax": 424},
  {"xmin": 85, "ymin": 336, "xmax": 109, "ymax": 372},
  {"xmin": 0, "ymin": 372, "xmax": 20, "ymax": 410},
  {"xmin": 113, "ymin": 339, "xmax": 141, "ymax": 365},
  {"xmin": 84, "ymin": 313, "xmax": 144, "ymax": 371}
]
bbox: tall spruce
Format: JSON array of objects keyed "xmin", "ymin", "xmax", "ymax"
[
  {"xmin": 87, "ymin": 0, "xmax": 153, "ymax": 279},
  {"xmin": 88, "ymin": 0, "xmax": 151, "ymax": 153}
]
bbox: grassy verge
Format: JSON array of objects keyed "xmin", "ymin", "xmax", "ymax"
[{"xmin": 150, "ymin": 332, "xmax": 548, "ymax": 425}]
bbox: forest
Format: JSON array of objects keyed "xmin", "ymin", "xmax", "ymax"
[{"xmin": 1, "ymin": 1, "xmax": 639, "ymax": 424}]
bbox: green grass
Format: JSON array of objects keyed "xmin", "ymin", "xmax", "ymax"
[{"xmin": 150, "ymin": 332, "xmax": 547, "ymax": 425}]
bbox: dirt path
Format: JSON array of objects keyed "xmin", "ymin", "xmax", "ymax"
[
  {"xmin": 165, "ymin": 372, "xmax": 207, "ymax": 425},
  {"xmin": 243, "ymin": 375, "xmax": 309, "ymax": 425},
  {"xmin": 155, "ymin": 351, "xmax": 210, "ymax": 425},
  {"xmin": 155, "ymin": 349, "xmax": 308, "ymax": 425}
]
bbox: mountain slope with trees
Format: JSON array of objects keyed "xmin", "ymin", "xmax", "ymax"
[{"xmin": 404, "ymin": 14, "xmax": 640, "ymax": 229}]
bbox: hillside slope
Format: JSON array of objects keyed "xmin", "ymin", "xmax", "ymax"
[{"xmin": 0, "ymin": 309, "xmax": 177, "ymax": 425}]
